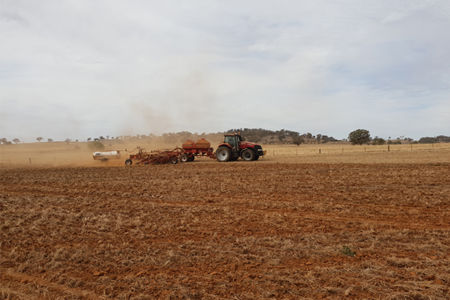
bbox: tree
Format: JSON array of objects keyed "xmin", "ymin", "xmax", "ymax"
[
  {"xmin": 436, "ymin": 135, "xmax": 450, "ymax": 143},
  {"xmin": 292, "ymin": 136, "xmax": 304, "ymax": 146},
  {"xmin": 13, "ymin": 138, "xmax": 20, "ymax": 144},
  {"xmin": 316, "ymin": 134, "xmax": 322, "ymax": 143},
  {"xmin": 36, "ymin": 137, "xmax": 43, "ymax": 142},
  {"xmin": 47, "ymin": 138, "xmax": 53, "ymax": 142},
  {"xmin": 348, "ymin": 129, "xmax": 371, "ymax": 145}
]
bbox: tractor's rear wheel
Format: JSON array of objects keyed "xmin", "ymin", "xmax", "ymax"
[
  {"xmin": 180, "ymin": 154, "xmax": 189, "ymax": 162},
  {"xmin": 125, "ymin": 159, "xmax": 133, "ymax": 166},
  {"xmin": 241, "ymin": 149, "xmax": 255, "ymax": 161},
  {"xmin": 216, "ymin": 146, "xmax": 231, "ymax": 162}
]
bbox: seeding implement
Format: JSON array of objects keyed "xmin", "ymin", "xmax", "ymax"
[{"xmin": 124, "ymin": 147, "xmax": 183, "ymax": 165}]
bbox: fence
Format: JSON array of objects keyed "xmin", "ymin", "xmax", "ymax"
[{"xmin": 262, "ymin": 143, "xmax": 450, "ymax": 157}]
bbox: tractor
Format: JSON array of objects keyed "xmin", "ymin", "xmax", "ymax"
[{"xmin": 215, "ymin": 133, "xmax": 264, "ymax": 162}]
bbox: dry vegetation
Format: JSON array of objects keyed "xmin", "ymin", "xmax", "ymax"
[{"xmin": 0, "ymin": 143, "xmax": 449, "ymax": 299}]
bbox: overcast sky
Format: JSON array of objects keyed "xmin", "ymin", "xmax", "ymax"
[{"xmin": 1, "ymin": 0, "xmax": 449, "ymax": 141}]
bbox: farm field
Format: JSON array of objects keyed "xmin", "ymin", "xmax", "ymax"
[{"xmin": 0, "ymin": 161, "xmax": 449, "ymax": 299}]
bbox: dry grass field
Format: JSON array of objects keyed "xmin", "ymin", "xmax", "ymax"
[{"xmin": 0, "ymin": 142, "xmax": 449, "ymax": 299}]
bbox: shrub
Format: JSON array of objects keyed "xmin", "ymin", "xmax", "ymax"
[
  {"xmin": 372, "ymin": 137, "xmax": 386, "ymax": 145},
  {"xmin": 387, "ymin": 140, "xmax": 402, "ymax": 145}
]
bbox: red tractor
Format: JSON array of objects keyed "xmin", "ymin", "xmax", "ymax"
[{"xmin": 215, "ymin": 133, "xmax": 264, "ymax": 162}]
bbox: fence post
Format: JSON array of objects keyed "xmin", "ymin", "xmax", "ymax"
[
  {"xmin": 388, "ymin": 145, "xmax": 390, "ymax": 152},
  {"xmin": 319, "ymin": 148, "xmax": 321, "ymax": 154}
]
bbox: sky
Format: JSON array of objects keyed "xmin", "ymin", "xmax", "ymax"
[{"xmin": 0, "ymin": 0, "xmax": 449, "ymax": 142}]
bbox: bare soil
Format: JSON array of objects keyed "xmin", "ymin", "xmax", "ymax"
[{"xmin": 0, "ymin": 162, "xmax": 449, "ymax": 299}]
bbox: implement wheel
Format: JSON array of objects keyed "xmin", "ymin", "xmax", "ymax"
[
  {"xmin": 216, "ymin": 146, "xmax": 231, "ymax": 162},
  {"xmin": 125, "ymin": 159, "xmax": 133, "ymax": 166},
  {"xmin": 180, "ymin": 154, "xmax": 189, "ymax": 162}
]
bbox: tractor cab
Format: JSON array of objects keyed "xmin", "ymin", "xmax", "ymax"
[{"xmin": 224, "ymin": 134, "xmax": 242, "ymax": 151}]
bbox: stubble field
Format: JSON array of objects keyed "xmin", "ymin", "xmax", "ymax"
[{"xmin": 1, "ymin": 146, "xmax": 450, "ymax": 299}]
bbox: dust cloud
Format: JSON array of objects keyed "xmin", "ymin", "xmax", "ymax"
[
  {"xmin": 121, "ymin": 68, "xmax": 221, "ymax": 136},
  {"xmin": 0, "ymin": 142, "xmax": 123, "ymax": 167},
  {"xmin": 0, "ymin": 68, "xmax": 225, "ymax": 167}
]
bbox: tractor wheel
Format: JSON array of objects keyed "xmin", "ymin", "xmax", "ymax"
[
  {"xmin": 125, "ymin": 159, "xmax": 133, "ymax": 166},
  {"xmin": 180, "ymin": 154, "xmax": 189, "ymax": 162},
  {"xmin": 241, "ymin": 149, "xmax": 255, "ymax": 161},
  {"xmin": 188, "ymin": 155, "xmax": 195, "ymax": 162},
  {"xmin": 216, "ymin": 146, "xmax": 231, "ymax": 162},
  {"xmin": 254, "ymin": 155, "xmax": 260, "ymax": 161},
  {"xmin": 170, "ymin": 157, "xmax": 178, "ymax": 164}
]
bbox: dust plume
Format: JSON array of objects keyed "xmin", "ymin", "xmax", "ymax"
[{"xmin": 121, "ymin": 68, "xmax": 222, "ymax": 136}]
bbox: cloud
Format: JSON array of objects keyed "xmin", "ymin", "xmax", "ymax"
[{"xmin": 0, "ymin": 0, "xmax": 449, "ymax": 141}]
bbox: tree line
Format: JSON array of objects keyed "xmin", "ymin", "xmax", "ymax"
[
  {"xmin": 348, "ymin": 129, "xmax": 450, "ymax": 145},
  {"xmin": 226, "ymin": 128, "xmax": 337, "ymax": 144},
  {"xmin": 1, "ymin": 130, "xmax": 449, "ymax": 145}
]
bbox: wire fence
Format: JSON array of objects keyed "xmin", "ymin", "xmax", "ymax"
[{"xmin": 262, "ymin": 143, "xmax": 450, "ymax": 156}]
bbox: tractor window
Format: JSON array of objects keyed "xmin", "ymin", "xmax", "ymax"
[{"xmin": 224, "ymin": 136, "xmax": 236, "ymax": 146}]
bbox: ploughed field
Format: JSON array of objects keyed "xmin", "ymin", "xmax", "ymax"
[{"xmin": 0, "ymin": 163, "xmax": 449, "ymax": 299}]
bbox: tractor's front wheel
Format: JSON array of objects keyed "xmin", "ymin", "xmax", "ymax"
[
  {"xmin": 125, "ymin": 159, "xmax": 133, "ymax": 166},
  {"xmin": 216, "ymin": 146, "xmax": 231, "ymax": 162},
  {"xmin": 241, "ymin": 149, "xmax": 255, "ymax": 161}
]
